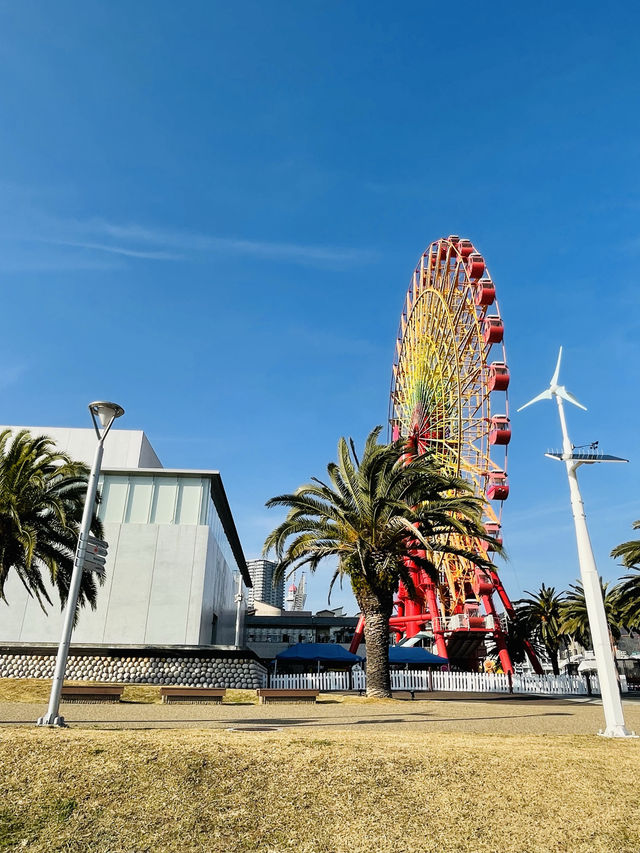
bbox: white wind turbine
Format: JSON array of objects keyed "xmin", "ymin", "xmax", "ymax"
[{"xmin": 518, "ymin": 347, "xmax": 636, "ymax": 738}]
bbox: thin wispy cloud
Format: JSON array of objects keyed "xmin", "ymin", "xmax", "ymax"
[
  {"xmin": 49, "ymin": 240, "xmax": 183, "ymax": 261},
  {"xmin": 0, "ymin": 199, "xmax": 374, "ymax": 269},
  {"xmin": 0, "ymin": 182, "xmax": 375, "ymax": 269},
  {"xmin": 78, "ymin": 220, "xmax": 374, "ymax": 266},
  {"xmin": 0, "ymin": 245, "xmax": 123, "ymax": 274}
]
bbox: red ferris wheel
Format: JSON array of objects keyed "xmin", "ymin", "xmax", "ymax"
[{"xmin": 351, "ymin": 235, "xmax": 541, "ymax": 674}]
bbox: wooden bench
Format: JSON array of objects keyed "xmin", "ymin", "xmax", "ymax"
[
  {"xmin": 257, "ymin": 689, "xmax": 319, "ymax": 705},
  {"xmin": 160, "ymin": 687, "xmax": 226, "ymax": 704},
  {"xmin": 61, "ymin": 685, "xmax": 123, "ymax": 704}
]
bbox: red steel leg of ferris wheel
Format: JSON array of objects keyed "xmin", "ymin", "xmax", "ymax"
[
  {"xmin": 424, "ymin": 581, "xmax": 448, "ymax": 662},
  {"xmin": 402, "ymin": 597, "xmax": 423, "ymax": 638},
  {"xmin": 489, "ymin": 568, "xmax": 544, "ymax": 674},
  {"xmin": 394, "ymin": 600, "xmax": 405, "ymax": 644},
  {"xmin": 349, "ymin": 615, "xmax": 366, "ymax": 655},
  {"xmin": 521, "ymin": 638, "xmax": 544, "ymax": 674},
  {"xmin": 481, "ymin": 592, "xmax": 513, "ymax": 675},
  {"xmin": 401, "ymin": 560, "xmax": 423, "ymax": 639}
]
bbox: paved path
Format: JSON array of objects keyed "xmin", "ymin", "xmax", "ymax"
[{"xmin": 2, "ymin": 693, "xmax": 639, "ymax": 736}]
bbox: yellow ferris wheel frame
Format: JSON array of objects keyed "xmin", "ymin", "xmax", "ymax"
[{"xmin": 389, "ymin": 236, "xmax": 509, "ymax": 611}]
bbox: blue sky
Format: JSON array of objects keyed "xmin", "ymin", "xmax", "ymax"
[{"xmin": 2, "ymin": 1, "xmax": 639, "ymax": 613}]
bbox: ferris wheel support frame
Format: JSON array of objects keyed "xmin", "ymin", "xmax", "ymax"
[
  {"xmin": 368, "ymin": 236, "xmax": 541, "ymax": 674},
  {"xmin": 350, "ymin": 236, "xmax": 543, "ymax": 676},
  {"xmin": 389, "ymin": 236, "xmax": 516, "ymax": 672}
]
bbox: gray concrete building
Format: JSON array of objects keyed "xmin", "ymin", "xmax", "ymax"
[{"xmin": 0, "ymin": 425, "xmax": 251, "ymax": 647}]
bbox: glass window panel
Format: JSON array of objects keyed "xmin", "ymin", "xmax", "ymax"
[
  {"xmin": 207, "ymin": 496, "xmax": 240, "ymax": 575},
  {"xmin": 176, "ymin": 480, "xmax": 204, "ymax": 524},
  {"xmin": 150, "ymin": 478, "xmax": 178, "ymax": 524},
  {"xmin": 125, "ymin": 480, "xmax": 153, "ymax": 523},
  {"xmin": 199, "ymin": 482, "xmax": 210, "ymax": 525},
  {"xmin": 101, "ymin": 476, "xmax": 130, "ymax": 523}
]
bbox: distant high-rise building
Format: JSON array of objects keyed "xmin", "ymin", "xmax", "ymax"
[
  {"xmin": 246, "ymin": 559, "xmax": 285, "ymax": 609},
  {"xmin": 285, "ymin": 572, "xmax": 307, "ymax": 611}
]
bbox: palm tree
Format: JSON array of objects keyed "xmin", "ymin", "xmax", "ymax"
[
  {"xmin": 613, "ymin": 571, "xmax": 640, "ymax": 631},
  {"xmin": 263, "ymin": 427, "xmax": 498, "ymax": 698},
  {"xmin": 0, "ymin": 429, "xmax": 104, "ymax": 618},
  {"xmin": 516, "ymin": 584, "xmax": 567, "ymax": 675},
  {"xmin": 611, "ymin": 520, "xmax": 640, "ymax": 569},
  {"xmin": 560, "ymin": 579, "xmax": 623, "ymax": 648},
  {"xmin": 611, "ymin": 521, "xmax": 640, "ymax": 630},
  {"xmin": 487, "ymin": 606, "xmax": 544, "ymax": 669}
]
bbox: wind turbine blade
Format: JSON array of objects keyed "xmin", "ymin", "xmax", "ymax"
[
  {"xmin": 558, "ymin": 387, "xmax": 587, "ymax": 411},
  {"xmin": 516, "ymin": 389, "xmax": 553, "ymax": 412},
  {"xmin": 550, "ymin": 346, "xmax": 563, "ymax": 387}
]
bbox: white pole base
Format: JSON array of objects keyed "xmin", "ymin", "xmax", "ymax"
[
  {"xmin": 36, "ymin": 714, "xmax": 67, "ymax": 728},
  {"xmin": 598, "ymin": 726, "xmax": 638, "ymax": 739}
]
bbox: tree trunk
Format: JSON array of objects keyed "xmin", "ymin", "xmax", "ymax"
[
  {"xmin": 359, "ymin": 592, "xmax": 393, "ymax": 698},
  {"xmin": 549, "ymin": 648, "xmax": 560, "ymax": 676}
]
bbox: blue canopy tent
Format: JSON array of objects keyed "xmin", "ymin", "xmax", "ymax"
[
  {"xmin": 388, "ymin": 646, "xmax": 448, "ymax": 667},
  {"xmin": 273, "ymin": 643, "xmax": 363, "ymax": 675}
]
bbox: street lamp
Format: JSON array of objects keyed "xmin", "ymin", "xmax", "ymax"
[{"xmin": 37, "ymin": 401, "xmax": 124, "ymax": 727}]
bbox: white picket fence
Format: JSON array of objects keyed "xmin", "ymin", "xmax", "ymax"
[
  {"xmin": 512, "ymin": 672, "xmax": 599, "ymax": 695},
  {"xmin": 269, "ymin": 669, "xmax": 626, "ymax": 695},
  {"xmin": 432, "ymin": 670, "xmax": 511, "ymax": 693},
  {"xmin": 270, "ymin": 671, "xmax": 352, "ymax": 691}
]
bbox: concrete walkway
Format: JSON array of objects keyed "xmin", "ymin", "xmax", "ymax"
[{"xmin": 2, "ymin": 693, "xmax": 639, "ymax": 736}]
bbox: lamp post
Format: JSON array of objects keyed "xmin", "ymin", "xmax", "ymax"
[{"xmin": 37, "ymin": 401, "xmax": 124, "ymax": 727}]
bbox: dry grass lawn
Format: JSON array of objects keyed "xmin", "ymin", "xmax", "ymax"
[{"xmin": 0, "ymin": 727, "xmax": 637, "ymax": 853}]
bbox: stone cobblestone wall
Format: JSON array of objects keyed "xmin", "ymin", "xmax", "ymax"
[{"xmin": 0, "ymin": 652, "xmax": 267, "ymax": 690}]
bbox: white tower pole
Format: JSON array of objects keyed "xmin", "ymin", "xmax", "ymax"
[
  {"xmin": 518, "ymin": 349, "xmax": 636, "ymax": 738},
  {"xmin": 554, "ymin": 396, "xmax": 631, "ymax": 737}
]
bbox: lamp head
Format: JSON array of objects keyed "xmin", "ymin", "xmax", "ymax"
[{"xmin": 88, "ymin": 401, "xmax": 125, "ymax": 437}]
